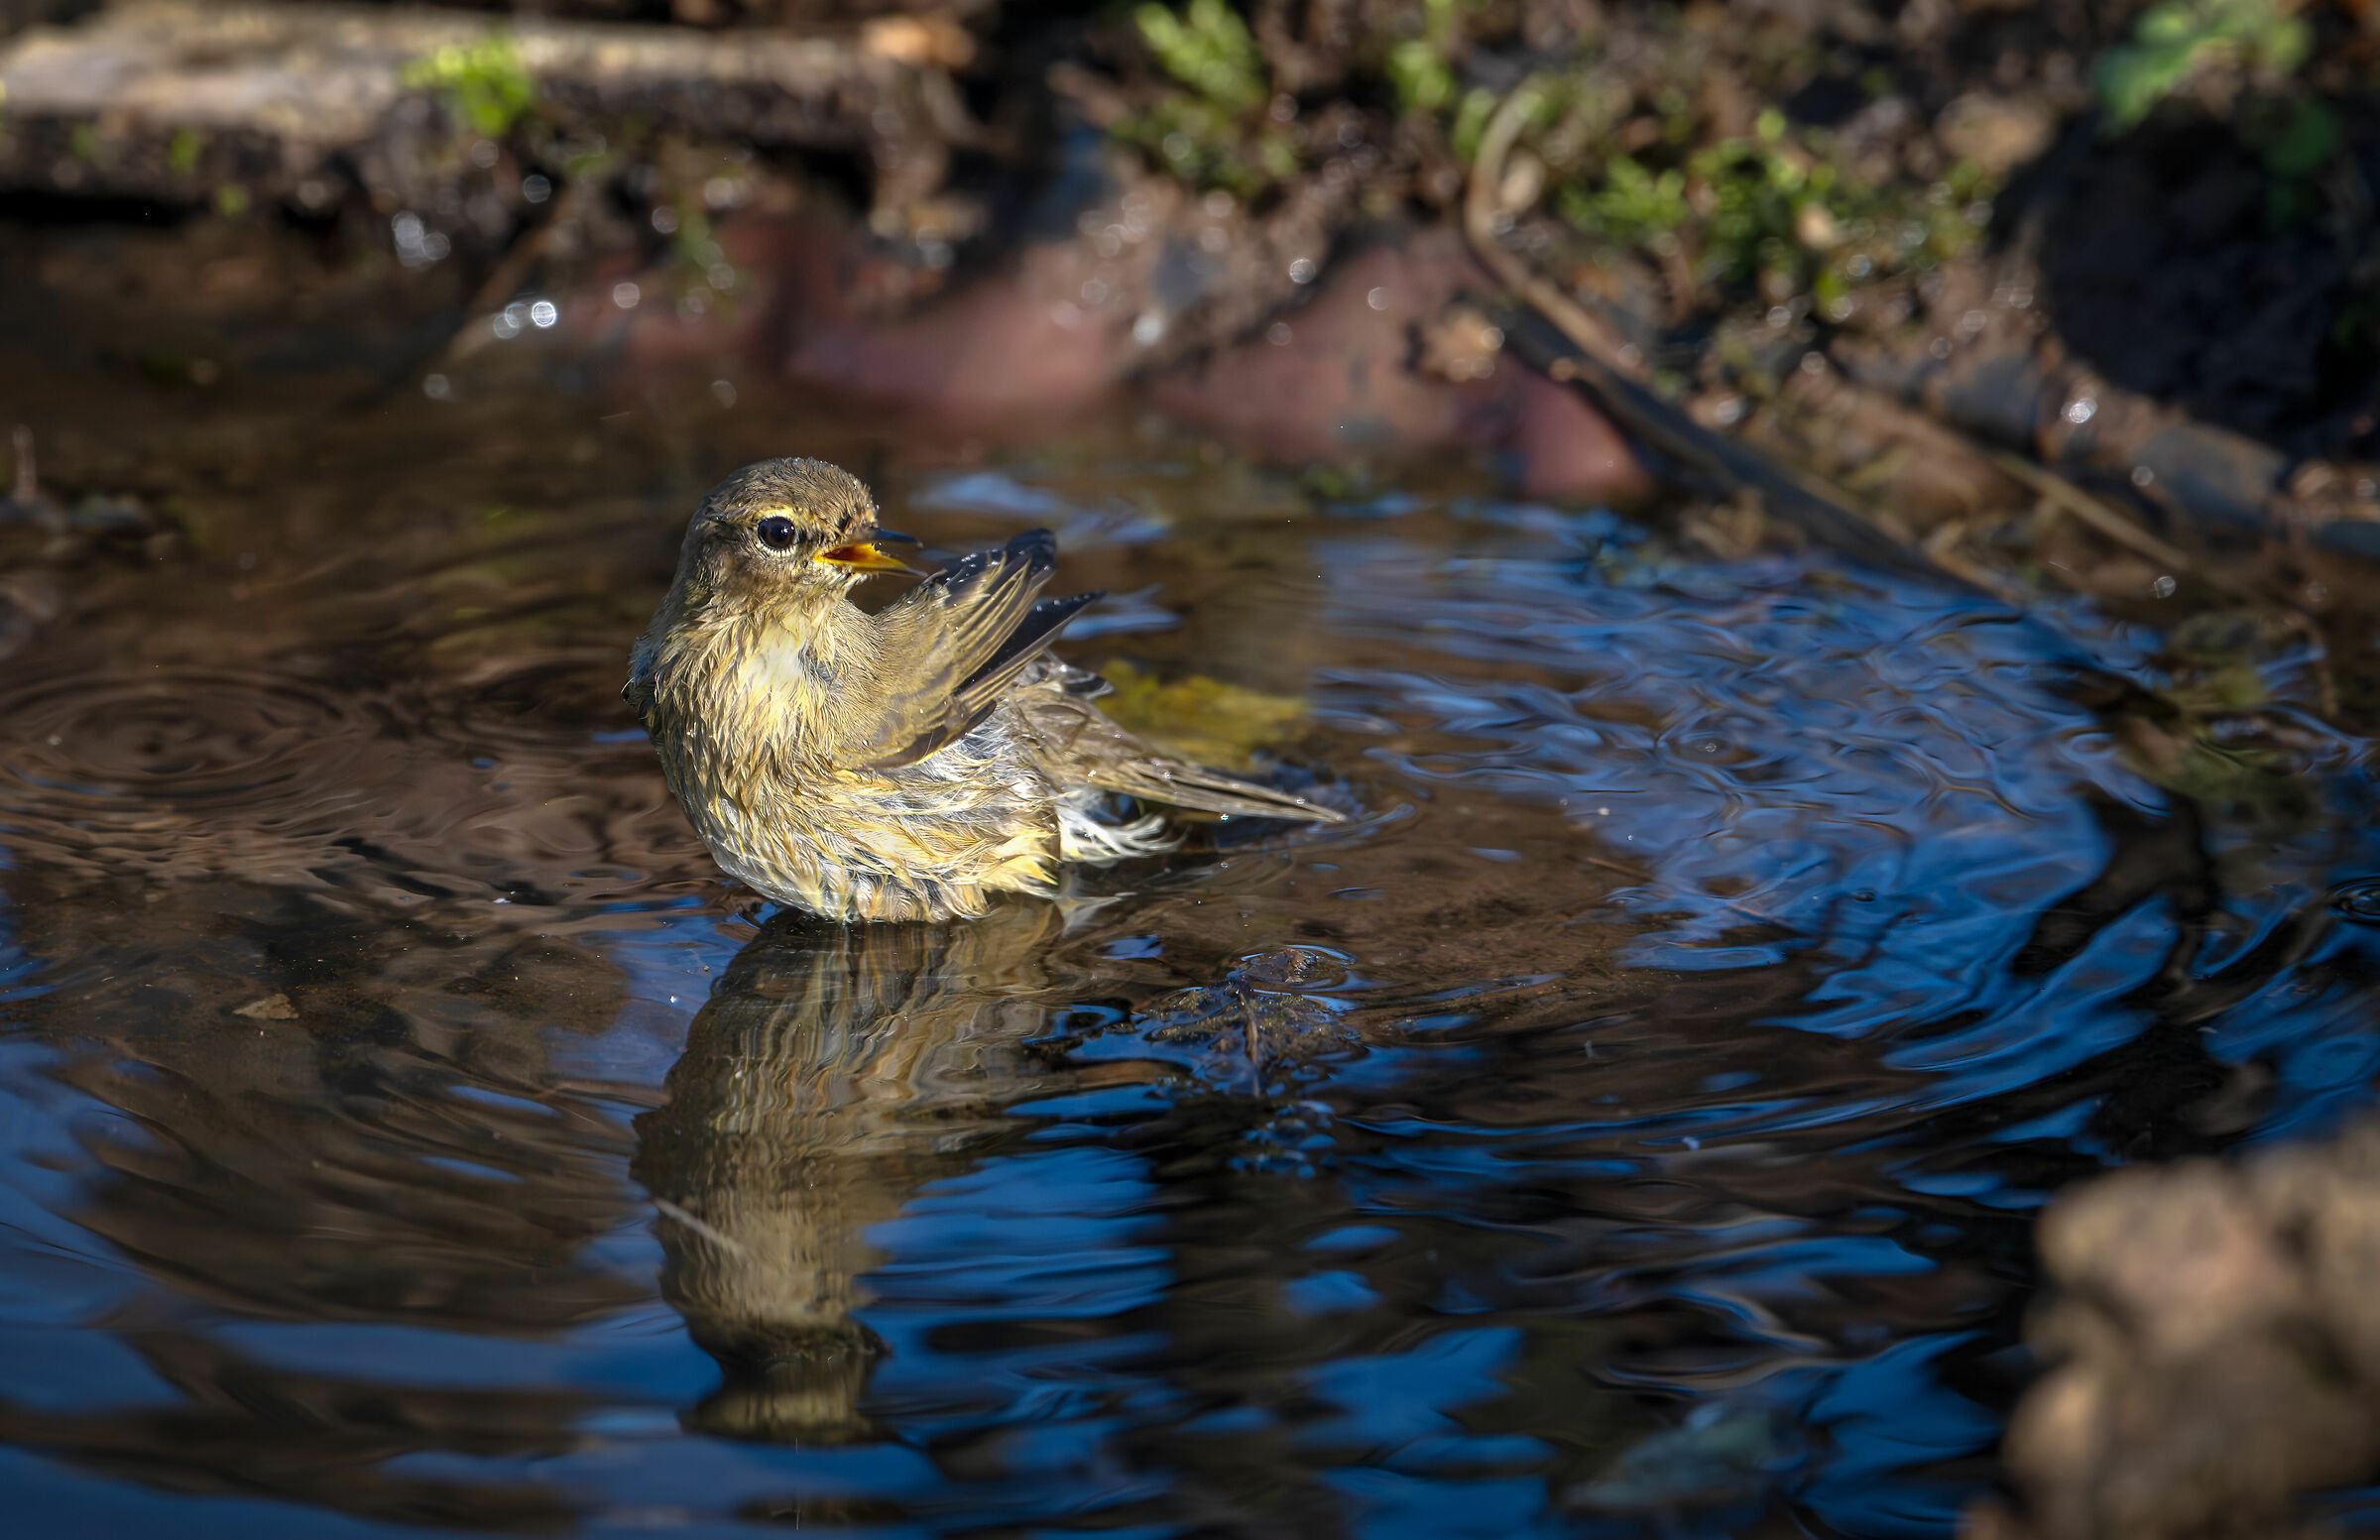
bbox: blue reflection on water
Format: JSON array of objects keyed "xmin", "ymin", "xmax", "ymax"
[{"xmin": 0, "ymin": 468, "xmax": 2375, "ymax": 1540}]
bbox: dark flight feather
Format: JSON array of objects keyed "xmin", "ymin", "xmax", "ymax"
[{"xmin": 847, "ymin": 530, "xmax": 1092, "ymax": 770}]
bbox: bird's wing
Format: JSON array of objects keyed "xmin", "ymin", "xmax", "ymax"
[{"xmin": 844, "ymin": 529, "xmax": 1106, "ymax": 770}]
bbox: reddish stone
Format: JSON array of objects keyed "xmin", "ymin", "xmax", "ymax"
[
  {"xmin": 1151, "ymin": 230, "xmax": 1648, "ymax": 504},
  {"xmin": 611, "ymin": 209, "xmax": 1647, "ymax": 501}
]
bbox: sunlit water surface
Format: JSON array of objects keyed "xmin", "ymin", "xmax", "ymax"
[{"xmin": 2, "ymin": 377, "xmax": 2377, "ymax": 1539}]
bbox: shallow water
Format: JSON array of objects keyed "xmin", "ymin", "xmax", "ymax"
[{"xmin": 2, "ymin": 362, "xmax": 2378, "ymax": 1539}]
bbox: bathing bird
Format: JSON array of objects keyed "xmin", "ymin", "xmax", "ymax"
[{"xmin": 625, "ymin": 457, "xmax": 1342, "ymax": 922}]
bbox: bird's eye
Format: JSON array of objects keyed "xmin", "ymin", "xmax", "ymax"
[{"xmin": 755, "ymin": 516, "xmax": 797, "ymax": 551}]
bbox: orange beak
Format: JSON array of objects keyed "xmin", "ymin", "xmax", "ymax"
[{"xmin": 815, "ymin": 528, "xmax": 926, "ymax": 576}]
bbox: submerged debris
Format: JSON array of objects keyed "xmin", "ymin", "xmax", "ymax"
[
  {"xmin": 1095, "ymin": 659, "xmax": 1316, "ymax": 771},
  {"xmin": 1567, "ymin": 1403, "xmax": 1803, "ymax": 1512}
]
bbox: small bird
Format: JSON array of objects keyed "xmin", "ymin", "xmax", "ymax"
[{"xmin": 626, "ymin": 457, "xmax": 1344, "ymax": 922}]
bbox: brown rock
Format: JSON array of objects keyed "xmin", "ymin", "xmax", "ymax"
[
  {"xmin": 1153, "ymin": 230, "xmax": 1648, "ymax": 502},
  {"xmin": 1996, "ymin": 1124, "xmax": 2380, "ymax": 1540},
  {"xmin": 1935, "ymin": 93, "xmax": 2059, "ymax": 178}
]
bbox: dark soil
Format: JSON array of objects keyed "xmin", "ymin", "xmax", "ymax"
[{"xmin": 2037, "ymin": 113, "xmax": 2380, "ymax": 455}]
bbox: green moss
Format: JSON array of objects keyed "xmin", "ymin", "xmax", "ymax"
[
  {"xmin": 2094, "ymin": 0, "xmax": 2309, "ymax": 130},
  {"xmin": 1556, "ymin": 118, "xmax": 1992, "ymax": 310},
  {"xmin": 1136, "ymin": 0, "xmax": 1266, "ymax": 114},
  {"xmin": 403, "ymin": 35, "xmax": 537, "ymax": 140},
  {"xmin": 1386, "ymin": 0, "xmax": 1487, "ymax": 116},
  {"xmin": 1117, "ymin": 0, "xmax": 1299, "ymax": 197},
  {"xmin": 1111, "ymin": 3, "xmax": 1993, "ymax": 338},
  {"xmin": 168, "ymin": 129, "xmax": 202, "ymax": 176}
]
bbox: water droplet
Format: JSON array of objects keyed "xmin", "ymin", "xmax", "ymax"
[
  {"xmin": 1367, "ymin": 287, "xmax": 1389, "ymax": 310},
  {"xmin": 612, "ymin": 281, "xmax": 642, "ymax": 309},
  {"xmin": 521, "ymin": 174, "xmax": 551, "ymax": 204},
  {"xmin": 529, "ymin": 300, "xmax": 558, "ymax": 328},
  {"xmin": 2064, "ymin": 396, "xmax": 2097, "ymax": 425},
  {"xmin": 1288, "ymin": 257, "xmax": 1317, "ymax": 284},
  {"xmin": 2151, "ymin": 574, "xmax": 2177, "ymax": 598}
]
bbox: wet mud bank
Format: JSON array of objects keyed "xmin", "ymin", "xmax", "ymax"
[{"xmin": 10, "ymin": 0, "xmax": 2380, "ymax": 542}]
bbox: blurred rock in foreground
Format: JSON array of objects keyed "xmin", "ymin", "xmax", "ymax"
[{"xmin": 1973, "ymin": 1119, "xmax": 2380, "ymax": 1540}]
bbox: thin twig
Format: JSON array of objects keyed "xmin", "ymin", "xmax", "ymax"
[
  {"xmin": 1464, "ymin": 86, "xmax": 1636, "ymax": 372},
  {"xmin": 1923, "ymin": 518, "xmax": 2027, "ymax": 605},
  {"xmin": 1465, "ymin": 86, "xmax": 1929, "ymax": 577},
  {"xmin": 1991, "ymin": 450, "xmax": 2200, "ymax": 579},
  {"xmin": 424, "ymin": 177, "xmax": 591, "ymax": 373},
  {"xmin": 1995, "ymin": 451, "xmax": 2339, "ymax": 715}
]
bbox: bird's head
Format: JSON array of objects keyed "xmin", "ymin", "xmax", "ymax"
[{"xmin": 667, "ymin": 457, "xmax": 923, "ymax": 617}]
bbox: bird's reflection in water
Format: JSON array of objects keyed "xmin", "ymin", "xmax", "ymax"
[{"xmin": 634, "ymin": 897, "xmax": 1068, "ymax": 1444}]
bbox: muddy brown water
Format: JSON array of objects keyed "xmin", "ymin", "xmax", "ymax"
[{"xmin": 2, "ymin": 345, "xmax": 2379, "ymax": 1540}]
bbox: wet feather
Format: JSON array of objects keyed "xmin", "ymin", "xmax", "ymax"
[{"xmin": 627, "ymin": 457, "xmax": 1343, "ymax": 923}]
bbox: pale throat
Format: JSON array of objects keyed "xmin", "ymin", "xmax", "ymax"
[{"xmin": 734, "ymin": 593, "xmax": 870, "ymax": 705}]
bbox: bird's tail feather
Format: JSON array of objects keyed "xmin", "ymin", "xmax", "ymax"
[{"xmin": 1089, "ymin": 759, "xmax": 1347, "ymax": 824}]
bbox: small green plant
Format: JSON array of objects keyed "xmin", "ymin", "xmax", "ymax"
[
  {"xmin": 1118, "ymin": 0, "xmax": 1297, "ymax": 196},
  {"xmin": 403, "ymin": 34, "xmax": 537, "ymax": 139},
  {"xmin": 2094, "ymin": 0, "xmax": 2310, "ymax": 130},
  {"xmin": 1136, "ymin": 0, "xmax": 1265, "ymax": 113},
  {"xmin": 1384, "ymin": 0, "xmax": 1477, "ymax": 115},
  {"xmin": 168, "ymin": 128, "xmax": 202, "ymax": 176},
  {"xmin": 2244, "ymin": 92, "xmax": 2341, "ymax": 224},
  {"xmin": 1557, "ymin": 108, "xmax": 1993, "ymax": 310}
]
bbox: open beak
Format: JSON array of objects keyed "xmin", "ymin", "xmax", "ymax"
[{"xmin": 815, "ymin": 528, "xmax": 926, "ymax": 576}]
